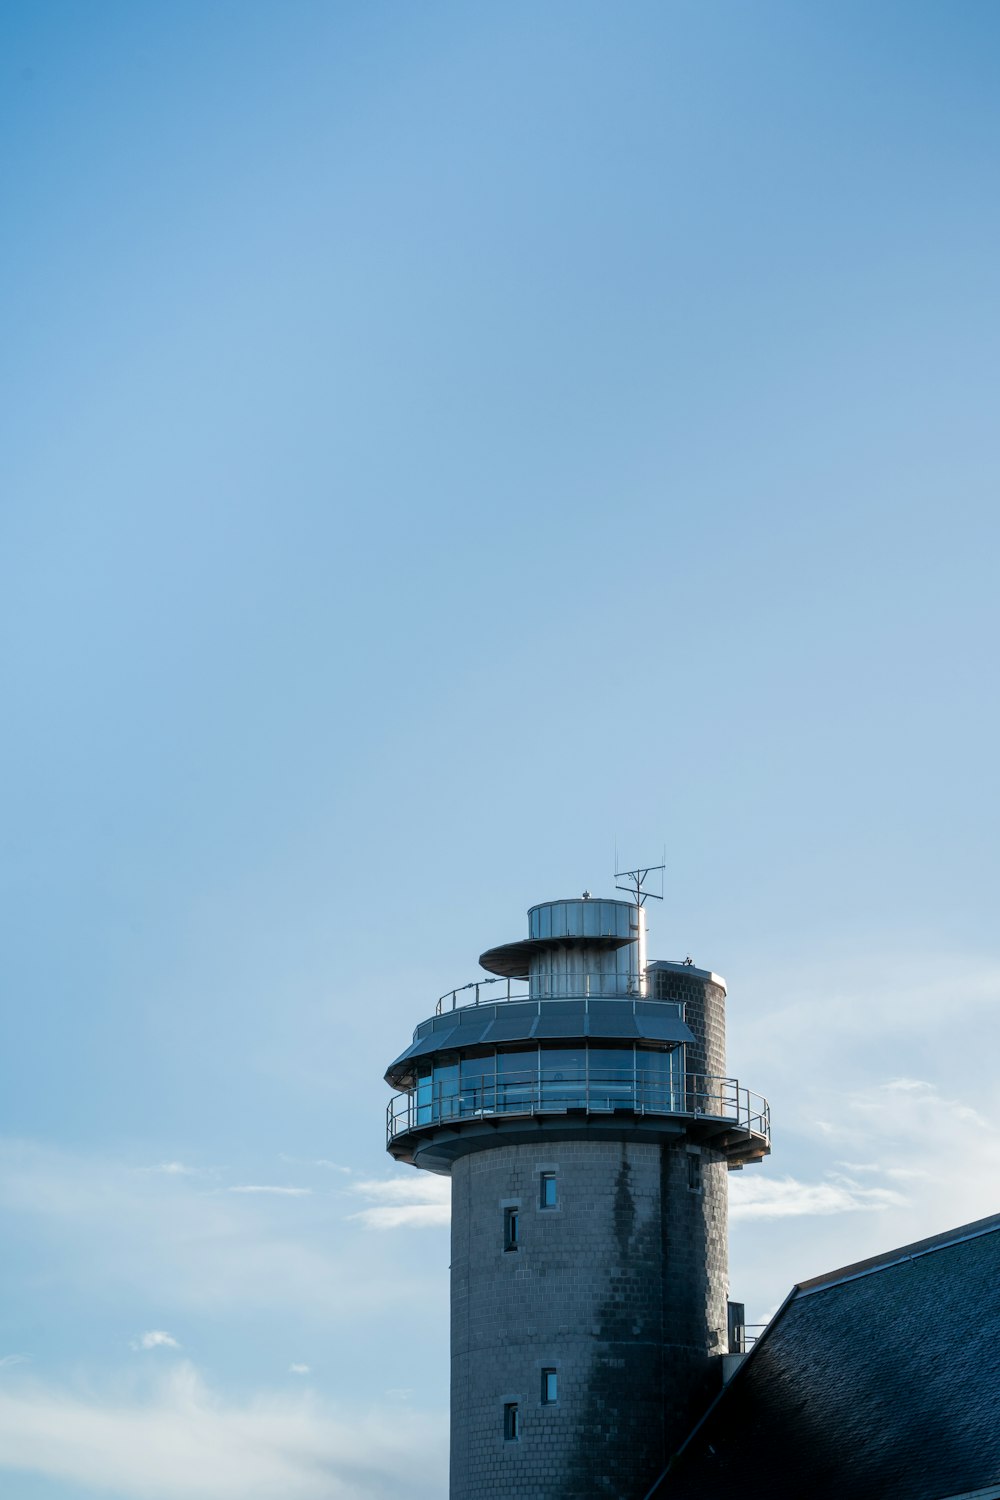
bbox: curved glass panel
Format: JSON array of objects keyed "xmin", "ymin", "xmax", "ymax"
[
  {"xmin": 435, "ymin": 1054, "xmax": 459, "ymax": 1121},
  {"xmin": 389, "ymin": 1044, "xmax": 769, "ymax": 1154},
  {"xmin": 586, "ymin": 1047, "xmax": 635, "ymax": 1111},
  {"xmin": 415, "ymin": 1064, "xmax": 432, "ymax": 1125},
  {"xmin": 637, "ymin": 1045, "xmax": 682, "ymax": 1112},
  {"xmin": 403, "ymin": 1044, "xmax": 695, "ymax": 1130},
  {"xmin": 539, "ymin": 1047, "xmax": 587, "ymax": 1109},
  {"xmin": 460, "ymin": 1054, "xmax": 494, "ymax": 1115},
  {"xmin": 498, "ymin": 1047, "xmax": 535, "ymax": 1111}
]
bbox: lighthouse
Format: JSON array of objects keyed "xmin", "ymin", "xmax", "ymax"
[{"xmin": 384, "ymin": 882, "xmax": 769, "ymax": 1499}]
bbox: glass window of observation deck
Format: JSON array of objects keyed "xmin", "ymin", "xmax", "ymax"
[
  {"xmin": 435, "ymin": 1055, "xmax": 459, "ymax": 1119},
  {"xmin": 498, "ymin": 1047, "xmax": 535, "ymax": 1111},
  {"xmin": 636, "ymin": 1045, "xmax": 682, "ymax": 1111},
  {"xmin": 415, "ymin": 1064, "xmax": 432, "ymax": 1125},
  {"xmin": 586, "ymin": 1047, "xmax": 634, "ymax": 1110},
  {"xmin": 460, "ymin": 1055, "xmax": 495, "ymax": 1115},
  {"xmin": 539, "ymin": 1047, "xmax": 586, "ymax": 1109}
]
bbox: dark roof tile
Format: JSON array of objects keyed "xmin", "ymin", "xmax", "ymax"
[{"xmin": 649, "ymin": 1213, "xmax": 1000, "ymax": 1500}]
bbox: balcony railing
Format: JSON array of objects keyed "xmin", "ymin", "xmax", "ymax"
[
  {"xmin": 386, "ymin": 1068, "xmax": 770, "ymax": 1149},
  {"xmin": 730, "ymin": 1322, "xmax": 768, "ymax": 1354},
  {"xmin": 436, "ymin": 972, "xmax": 651, "ymax": 1014}
]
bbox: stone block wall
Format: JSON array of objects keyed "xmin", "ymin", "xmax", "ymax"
[
  {"xmin": 648, "ymin": 968, "xmax": 727, "ymax": 1081},
  {"xmin": 450, "ymin": 1136, "xmax": 728, "ymax": 1500}
]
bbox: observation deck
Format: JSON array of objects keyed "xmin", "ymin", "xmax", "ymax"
[
  {"xmin": 384, "ymin": 895, "xmax": 770, "ymax": 1174},
  {"xmin": 386, "ymin": 1058, "xmax": 770, "ymax": 1167},
  {"xmin": 386, "ymin": 985, "xmax": 768, "ymax": 1174}
]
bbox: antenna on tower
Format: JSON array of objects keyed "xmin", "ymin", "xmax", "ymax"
[{"xmin": 614, "ymin": 860, "xmax": 665, "ymax": 907}]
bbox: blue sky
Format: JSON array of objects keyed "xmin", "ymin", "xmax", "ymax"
[{"xmin": 2, "ymin": 3, "xmax": 999, "ymax": 1495}]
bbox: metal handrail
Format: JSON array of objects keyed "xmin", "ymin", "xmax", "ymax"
[
  {"xmin": 386, "ymin": 1068, "xmax": 770, "ymax": 1147},
  {"xmin": 436, "ymin": 976, "xmax": 524, "ymax": 1014},
  {"xmin": 731, "ymin": 1322, "xmax": 768, "ymax": 1353},
  {"xmin": 435, "ymin": 973, "xmax": 654, "ymax": 1014}
]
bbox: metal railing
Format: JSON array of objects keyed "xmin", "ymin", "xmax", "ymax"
[
  {"xmin": 730, "ymin": 1322, "xmax": 768, "ymax": 1353},
  {"xmin": 387, "ymin": 1067, "xmax": 770, "ymax": 1147},
  {"xmin": 435, "ymin": 972, "xmax": 651, "ymax": 1014},
  {"xmin": 437, "ymin": 976, "xmax": 525, "ymax": 1013}
]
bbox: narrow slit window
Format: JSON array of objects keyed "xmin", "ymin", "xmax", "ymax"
[
  {"xmin": 540, "ymin": 1172, "xmax": 558, "ymax": 1209},
  {"xmin": 503, "ymin": 1402, "xmax": 520, "ymax": 1441},
  {"xmin": 687, "ymin": 1153, "xmax": 702, "ymax": 1192},
  {"xmin": 541, "ymin": 1369, "xmax": 558, "ymax": 1405},
  {"xmin": 504, "ymin": 1206, "xmax": 519, "ymax": 1251}
]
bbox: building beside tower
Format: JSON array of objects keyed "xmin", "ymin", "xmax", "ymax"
[{"xmin": 384, "ymin": 887, "xmax": 769, "ymax": 1500}]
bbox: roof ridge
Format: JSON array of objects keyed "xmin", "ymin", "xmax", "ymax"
[{"xmin": 796, "ymin": 1209, "xmax": 1000, "ymax": 1297}]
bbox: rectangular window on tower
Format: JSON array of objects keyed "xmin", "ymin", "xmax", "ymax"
[
  {"xmin": 504, "ymin": 1206, "xmax": 519, "ymax": 1251},
  {"xmin": 540, "ymin": 1172, "xmax": 558, "ymax": 1209},
  {"xmin": 687, "ymin": 1152, "xmax": 702, "ymax": 1192},
  {"xmin": 541, "ymin": 1369, "xmax": 558, "ymax": 1405},
  {"xmin": 503, "ymin": 1403, "xmax": 520, "ymax": 1441}
]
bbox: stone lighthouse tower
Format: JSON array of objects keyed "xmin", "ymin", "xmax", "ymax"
[{"xmin": 384, "ymin": 881, "xmax": 769, "ymax": 1499}]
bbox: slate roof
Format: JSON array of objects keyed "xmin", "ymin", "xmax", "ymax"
[{"xmin": 647, "ymin": 1211, "xmax": 1000, "ymax": 1500}]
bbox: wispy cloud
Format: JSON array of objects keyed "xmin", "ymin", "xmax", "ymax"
[
  {"xmin": 0, "ymin": 1140, "xmax": 443, "ymax": 1325},
  {"xmin": 0, "ymin": 1357, "xmax": 28, "ymax": 1370},
  {"xmin": 0, "ymin": 1363, "xmax": 447, "ymax": 1499},
  {"xmin": 836, "ymin": 1161, "xmax": 929, "ymax": 1182},
  {"xmin": 731, "ymin": 1074, "xmax": 1000, "ymax": 1323},
  {"xmin": 133, "ymin": 1331, "xmax": 180, "ymax": 1352},
  {"xmin": 731, "ymin": 949, "xmax": 1000, "ymax": 1139},
  {"xmin": 348, "ymin": 1177, "xmax": 450, "ymax": 1231},
  {"xmin": 288, "ymin": 1364, "xmax": 310, "ymax": 1376},
  {"xmin": 278, "ymin": 1156, "xmax": 352, "ymax": 1175},
  {"xmin": 730, "ymin": 1172, "xmax": 905, "ymax": 1221},
  {"xmin": 814, "ymin": 1078, "xmax": 998, "ymax": 1162},
  {"xmin": 228, "ymin": 1186, "xmax": 312, "ymax": 1197}
]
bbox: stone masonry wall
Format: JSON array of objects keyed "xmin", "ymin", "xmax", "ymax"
[
  {"xmin": 648, "ymin": 970, "xmax": 726, "ymax": 1082},
  {"xmin": 450, "ymin": 1136, "xmax": 728, "ymax": 1500}
]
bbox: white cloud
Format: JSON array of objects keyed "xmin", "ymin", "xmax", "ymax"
[
  {"xmin": 0, "ymin": 1356, "xmax": 27, "ymax": 1370},
  {"xmin": 734, "ymin": 955, "xmax": 1000, "ymax": 1072},
  {"xmin": 731, "ymin": 1073, "xmax": 1000, "ymax": 1325},
  {"xmin": 729, "ymin": 1172, "xmax": 905, "ymax": 1221},
  {"xmin": 133, "ymin": 1331, "xmax": 181, "ymax": 1352},
  {"xmin": 228, "ymin": 1186, "xmax": 312, "ymax": 1197},
  {"xmin": 0, "ymin": 1141, "xmax": 445, "ymax": 1327},
  {"xmin": 0, "ymin": 1363, "xmax": 447, "ymax": 1500},
  {"xmin": 277, "ymin": 1156, "xmax": 352, "ymax": 1175},
  {"xmin": 836, "ymin": 1161, "xmax": 929, "ymax": 1181},
  {"xmin": 351, "ymin": 1178, "xmax": 448, "ymax": 1204},
  {"xmin": 348, "ymin": 1177, "xmax": 450, "ymax": 1231},
  {"xmin": 351, "ymin": 1203, "xmax": 451, "ymax": 1230},
  {"xmin": 149, "ymin": 1164, "xmax": 201, "ymax": 1177},
  {"xmin": 288, "ymin": 1365, "xmax": 310, "ymax": 1376}
]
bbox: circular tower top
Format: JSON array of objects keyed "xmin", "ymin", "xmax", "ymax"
[
  {"xmin": 479, "ymin": 896, "xmax": 643, "ymax": 993},
  {"xmin": 383, "ymin": 889, "xmax": 769, "ymax": 1174}
]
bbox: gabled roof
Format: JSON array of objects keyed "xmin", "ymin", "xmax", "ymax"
[{"xmin": 648, "ymin": 1211, "xmax": 1000, "ymax": 1500}]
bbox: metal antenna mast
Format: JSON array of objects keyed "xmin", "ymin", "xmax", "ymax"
[
  {"xmin": 614, "ymin": 858, "xmax": 665, "ymax": 998},
  {"xmin": 614, "ymin": 861, "xmax": 665, "ymax": 907}
]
